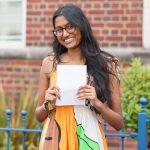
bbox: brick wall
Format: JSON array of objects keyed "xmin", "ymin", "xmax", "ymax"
[
  {"xmin": 0, "ymin": 59, "xmax": 41, "ymax": 95},
  {"xmin": 27, "ymin": 0, "xmax": 143, "ymax": 47}
]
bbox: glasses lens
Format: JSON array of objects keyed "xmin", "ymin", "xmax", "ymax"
[
  {"xmin": 66, "ymin": 24, "xmax": 75, "ymax": 34},
  {"xmin": 54, "ymin": 28, "xmax": 63, "ymax": 37}
]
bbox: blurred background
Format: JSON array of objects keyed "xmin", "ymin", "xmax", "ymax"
[{"xmin": 0, "ymin": 0, "xmax": 149, "ymax": 149}]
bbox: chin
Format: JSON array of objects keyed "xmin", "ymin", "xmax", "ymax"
[
  {"xmin": 65, "ymin": 43, "xmax": 80, "ymax": 49},
  {"xmin": 66, "ymin": 46, "xmax": 77, "ymax": 49}
]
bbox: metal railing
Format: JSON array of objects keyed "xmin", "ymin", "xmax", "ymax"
[
  {"xmin": 104, "ymin": 97, "xmax": 149, "ymax": 150},
  {"xmin": 0, "ymin": 98, "xmax": 149, "ymax": 150},
  {"xmin": 0, "ymin": 110, "xmax": 42, "ymax": 150}
]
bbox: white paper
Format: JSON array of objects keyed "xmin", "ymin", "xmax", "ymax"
[{"xmin": 56, "ymin": 65, "xmax": 87, "ymax": 106}]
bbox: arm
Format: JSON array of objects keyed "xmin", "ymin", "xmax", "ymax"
[
  {"xmin": 77, "ymin": 71, "xmax": 124, "ymax": 130},
  {"xmin": 35, "ymin": 56, "xmax": 56, "ymax": 122},
  {"xmin": 93, "ymin": 75, "xmax": 123, "ymax": 130}
]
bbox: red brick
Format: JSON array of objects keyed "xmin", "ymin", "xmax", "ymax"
[
  {"xmin": 101, "ymin": 43, "xmax": 109, "ymax": 47},
  {"xmin": 28, "ymin": 0, "xmax": 41, "ymax": 2},
  {"xmin": 126, "ymin": 23, "xmax": 142, "ymax": 28},
  {"xmin": 126, "ymin": 10, "xmax": 142, "ymax": 15},
  {"xmin": 0, "ymin": 67, "xmax": 4, "ymax": 71},
  {"xmin": 91, "ymin": 23, "xmax": 104, "ymax": 28},
  {"xmin": 28, "ymin": 61, "xmax": 42, "ymax": 66},
  {"xmin": 96, "ymin": 36, "xmax": 104, "ymax": 41},
  {"xmin": 111, "ymin": 30, "xmax": 118, "ymax": 35},
  {"xmin": 111, "ymin": 43, "xmax": 118, "ymax": 47},
  {"xmin": 94, "ymin": 3, "xmax": 101, "ymax": 9},
  {"xmin": 106, "ymin": 36, "xmax": 123, "ymax": 41},
  {"xmin": 88, "ymin": 10, "xmax": 105, "ymax": 15},
  {"xmin": 44, "ymin": 0, "xmax": 57, "ymax": 2},
  {"xmin": 129, "ymin": 30, "xmax": 138, "ymax": 35},
  {"xmin": 120, "ymin": 43, "xmax": 128, "ymax": 47},
  {"xmin": 27, "ymin": 18, "xmax": 33, "ymax": 22},
  {"xmin": 27, "ymin": 36, "xmax": 41, "ymax": 41},
  {"xmin": 121, "ymin": 3, "xmax": 129, "ymax": 9},
  {"xmin": 130, "ymin": 16, "xmax": 138, "ymax": 21},
  {"xmin": 27, "ymin": 4, "xmax": 33, "ymax": 9},
  {"xmin": 27, "ymin": 24, "xmax": 42, "ymax": 28},
  {"xmin": 48, "ymin": 4, "xmax": 57, "ymax": 9},
  {"xmin": 107, "ymin": 10, "xmax": 124, "ymax": 15},
  {"xmin": 121, "ymin": 16, "xmax": 129, "ymax": 21},
  {"xmin": 112, "ymin": 3, "xmax": 120, "ymax": 8},
  {"xmin": 107, "ymin": 23, "xmax": 123, "ymax": 28},
  {"xmin": 27, "ymin": 11, "xmax": 42, "ymax": 16},
  {"xmin": 6, "ymin": 80, "xmax": 13, "ymax": 84},
  {"xmin": 102, "ymin": 30, "xmax": 109, "ymax": 34},
  {"xmin": 61, "ymin": 0, "xmax": 77, "ymax": 2},
  {"xmin": 93, "ymin": 16, "xmax": 102, "ymax": 21},
  {"xmin": 126, "ymin": 36, "xmax": 142, "ymax": 41},
  {"xmin": 44, "ymin": 11, "xmax": 54, "ymax": 16}
]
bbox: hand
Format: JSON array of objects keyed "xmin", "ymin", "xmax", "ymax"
[
  {"xmin": 76, "ymin": 84, "xmax": 97, "ymax": 106},
  {"xmin": 44, "ymin": 86, "xmax": 60, "ymax": 105}
]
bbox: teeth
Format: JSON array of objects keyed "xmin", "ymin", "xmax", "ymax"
[{"xmin": 65, "ymin": 38, "xmax": 73, "ymax": 44}]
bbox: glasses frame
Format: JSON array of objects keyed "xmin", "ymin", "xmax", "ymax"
[{"xmin": 53, "ymin": 23, "xmax": 76, "ymax": 37}]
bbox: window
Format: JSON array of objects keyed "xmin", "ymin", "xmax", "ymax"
[
  {"xmin": 143, "ymin": 0, "xmax": 150, "ymax": 49},
  {"xmin": 0, "ymin": 0, "xmax": 26, "ymax": 48}
]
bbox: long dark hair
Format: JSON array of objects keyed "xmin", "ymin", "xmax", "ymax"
[{"xmin": 52, "ymin": 4, "xmax": 116, "ymax": 106}]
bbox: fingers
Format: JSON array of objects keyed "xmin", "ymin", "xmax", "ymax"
[
  {"xmin": 45, "ymin": 86, "xmax": 60, "ymax": 102},
  {"xmin": 77, "ymin": 85, "xmax": 95, "ymax": 95},
  {"xmin": 76, "ymin": 93, "xmax": 95, "ymax": 100},
  {"xmin": 76, "ymin": 84, "xmax": 96, "ymax": 101},
  {"xmin": 77, "ymin": 88, "xmax": 94, "ymax": 94},
  {"xmin": 45, "ymin": 93, "xmax": 56, "ymax": 102}
]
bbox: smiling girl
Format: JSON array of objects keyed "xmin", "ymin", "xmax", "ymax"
[{"xmin": 36, "ymin": 4, "xmax": 123, "ymax": 150}]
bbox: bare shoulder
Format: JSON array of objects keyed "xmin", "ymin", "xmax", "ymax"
[{"xmin": 41, "ymin": 53, "xmax": 55, "ymax": 74}]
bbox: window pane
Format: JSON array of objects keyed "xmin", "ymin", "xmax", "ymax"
[{"xmin": 0, "ymin": 0, "xmax": 22, "ymax": 41}]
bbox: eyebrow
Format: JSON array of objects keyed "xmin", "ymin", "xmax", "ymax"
[{"xmin": 55, "ymin": 23, "xmax": 71, "ymax": 29}]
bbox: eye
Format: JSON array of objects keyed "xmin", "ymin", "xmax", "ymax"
[
  {"xmin": 55, "ymin": 28, "xmax": 63, "ymax": 33},
  {"xmin": 66, "ymin": 24, "xmax": 74, "ymax": 30}
]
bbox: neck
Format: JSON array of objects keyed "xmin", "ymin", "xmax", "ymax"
[
  {"xmin": 67, "ymin": 48, "xmax": 84, "ymax": 61},
  {"xmin": 60, "ymin": 48, "xmax": 85, "ymax": 65}
]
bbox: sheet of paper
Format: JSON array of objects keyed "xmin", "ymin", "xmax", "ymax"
[{"xmin": 56, "ymin": 65, "xmax": 87, "ymax": 106}]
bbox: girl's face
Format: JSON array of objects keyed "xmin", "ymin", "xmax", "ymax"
[{"xmin": 54, "ymin": 16, "xmax": 82, "ymax": 50}]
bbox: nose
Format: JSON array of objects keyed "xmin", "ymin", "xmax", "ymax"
[{"xmin": 62, "ymin": 28, "xmax": 69, "ymax": 37}]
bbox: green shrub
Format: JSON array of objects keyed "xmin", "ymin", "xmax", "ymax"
[{"xmin": 121, "ymin": 58, "xmax": 150, "ymax": 134}]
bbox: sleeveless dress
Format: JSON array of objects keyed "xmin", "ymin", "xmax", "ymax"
[{"xmin": 39, "ymin": 71, "xmax": 108, "ymax": 150}]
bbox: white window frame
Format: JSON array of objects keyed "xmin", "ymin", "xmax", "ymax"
[
  {"xmin": 143, "ymin": 0, "xmax": 150, "ymax": 49},
  {"xmin": 0, "ymin": 0, "xmax": 26, "ymax": 49}
]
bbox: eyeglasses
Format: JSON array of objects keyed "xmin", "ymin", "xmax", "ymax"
[{"xmin": 53, "ymin": 23, "xmax": 76, "ymax": 37}]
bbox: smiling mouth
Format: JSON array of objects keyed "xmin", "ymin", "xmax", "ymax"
[{"xmin": 64, "ymin": 38, "xmax": 74, "ymax": 44}]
